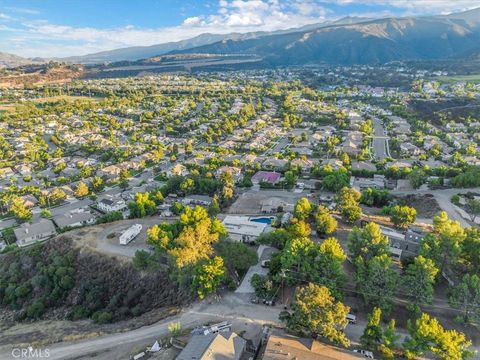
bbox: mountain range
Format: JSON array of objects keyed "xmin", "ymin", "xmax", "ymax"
[
  {"xmin": 1, "ymin": 8, "xmax": 480, "ymax": 68},
  {"xmin": 170, "ymin": 8, "xmax": 480, "ymax": 66}
]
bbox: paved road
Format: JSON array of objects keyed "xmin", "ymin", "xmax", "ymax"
[
  {"xmin": 371, "ymin": 117, "xmax": 390, "ymax": 160},
  {"xmin": 0, "ymin": 294, "xmax": 280, "ymax": 360}
]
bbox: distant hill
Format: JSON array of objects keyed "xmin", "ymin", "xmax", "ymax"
[
  {"xmin": 59, "ymin": 17, "xmax": 372, "ymax": 64},
  {"xmin": 168, "ymin": 8, "xmax": 480, "ymax": 66},
  {"xmin": 0, "ymin": 52, "xmax": 44, "ymax": 68}
]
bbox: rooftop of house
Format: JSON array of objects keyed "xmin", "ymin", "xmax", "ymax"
[
  {"xmin": 14, "ymin": 219, "xmax": 56, "ymax": 244},
  {"xmin": 251, "ymin": 171, "xmax": 281, "ymax": 183},
  {"xmin": 262, "ymin": 333, "xmax": 363, "ymax": 360},
  {"xmin": 53, "ymin": 211, "xmax": 96, "ymax": 228},
  {"xmin": 177, "ymin": 332, "xmax": 246, "ymax": 360}
]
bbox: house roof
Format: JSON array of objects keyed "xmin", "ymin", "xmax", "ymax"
[
  {"xmin": 53, "ymin": 211, "xmax": 96, "ymax": 228},
  {"xmin": 251, "ymin": 171, "xmax": 281, "ymax": 183},
  {"xmin": 222, "ymin": 216, "xmax": 268, "ymax": 237},
  {"xmin": 177, "ymin": 332, "xmax": 246, "ymax": 360},
  {"xmin": 262, "ymin": 334, "xmax": 363, "ymax": 360},
  {"xmin": 14, "ymin": 219, "xmax": 56, "ymax": 243}
]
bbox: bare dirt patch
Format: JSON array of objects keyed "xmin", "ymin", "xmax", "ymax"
[{"xmin": 396, "ymin": 194, "xmax": 441, "ymax": 218}]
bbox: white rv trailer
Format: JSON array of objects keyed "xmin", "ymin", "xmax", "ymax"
[{"xmin": 119, "ymin": 224, "xmax": 142, "ymax": 245}]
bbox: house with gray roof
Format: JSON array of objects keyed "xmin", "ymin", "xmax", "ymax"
[
  {"xmin": 53, "ymin": 211, "xmax": 96, "ymax": 230},
  {"xmin": 14, "ymin": 219, "xmax": 56, "ymax": 247},
  {"xmin": 177, "ymin": 332, "xmax": 246, "ymax": 360}
]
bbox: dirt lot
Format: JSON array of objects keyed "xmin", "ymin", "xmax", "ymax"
[
  {"xmin": 228, "ymin": 189, "xmax": 306, "ymax": 214},
  {"xmin": 64, "ymin": 216, "xmax": 177, "ymax": 258},
  {"xmin": 396, "ymin": 193, "xmax": 441, "ymax": 218}
]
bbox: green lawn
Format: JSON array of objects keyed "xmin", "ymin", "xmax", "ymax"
[{"xmin": 433, "ymin": 74, "xmax": 480, "ymax": 83}]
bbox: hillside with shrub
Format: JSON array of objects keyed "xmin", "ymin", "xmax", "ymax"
[{"xmin": 0, "ymin": 236, "xmax": 191, "ymax": 324}]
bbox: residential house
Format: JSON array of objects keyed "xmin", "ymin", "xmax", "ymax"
[
  {"xmin": 222, "ymin": 216, "xmax": 268, "ymax": 243},
  {"xmin": 380, "ymin": 225, "xmax": 422, "ymax": 259},
  {"xmin": 251, "ymin": 171, "xmax": 281, "ymax": 185},
  {"xmin": 341, "ymin": 131, "xmax": 363, "ymax": 155},
  {"xmin": 262, "ymin": 333, "xmax": 363, "ymax": 360},
  {"xmin": 14, "ymin": 164, "xmax": 33, "ymax": 176},
  {"xmin": 53, "ymin": 211, "xmax": 96, "ymax": 230},
  {"xmin": 0, "ymin": 167, "xmax": 15, "ymax": 179},
  {"xmin": 400, "ymin": 142, "xmax": 421, "ymax": 156},
  {"xmin": 290, "ymin": 158, "xmax": 314, "ymax": 172},
  {"xmin": 167, "ymin": 164, "xmax": 189, "ymax": 177},
  {"xmin": 14, "ymin": 219, "xmax": 56, "ymax": 247},
  {"xmin": 261, "ymin": 198, "xmax": 294, "ymax": 213},
  {"xmin": 97, "ymin": 165, "xmax": 122, "ymax": 180},
  {"xmin": 262, "ymin": 158, "xmax": 288, "ymax": 171},
  {"xmin": 97, "ymin": 195, "xmax": 128, "ymax": 213},
  {"xmin": 177, "ymin": 332, "xmax": 247, "ymax": 360},
  {"xmin": 216, "ymin": 166, "xmax": 243, "ymax": 182},
  {"xmin": 182, "ymin": 195, "xmax": 213, "ymax": 207},
  {"xmin": 351, "ymin": 174, "xmax": 386, "ymax": 190},
  {"xmin": 351, "ymin": 161, "xmax": 376, "ymax": 172}
]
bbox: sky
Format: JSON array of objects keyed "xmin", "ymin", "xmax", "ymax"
[{"xmin": 0, "ymin": 0, "xmax": 479, "ymax": 58}]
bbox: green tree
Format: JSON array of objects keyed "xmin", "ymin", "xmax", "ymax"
[
  {"xmin": 390, "ymin": 205, "xmax": 417, "ymax": 228},
  {"xmin": 288, "ymin": 283, "xmax": 350, "ymax": 347},
  {"xmin": 216, "ymin": 241, "xmax": 257, "ymax": 275},
  {"xmin": 449, "ymin": 274, "xmax": 480, "ymax": 324},
  {"xmin": 404, "ymin": 313, "xmax": 473, "ymax": 360},
  {"xmin": 380, "ymin": 319, "xmax": 399, "ymax": 360},
  {"xmin": 315, "ymin": 205, "xmax": 337, "ymax": 236},
  {"xmin": 294, "ymin": 197, "xmax": 312, "ymax": 220},
  {"xmin": 322, "ymin": 170, "xmax": 350, "ymax": 192},
  {"xmin": 128, "ymin": 192, "xmax": 157, "ymax": 218},
  {"xmin": 90, "ymin": 176, "xmax": 104, "ymax": 192},
  {"xmin": 119, "ymin": 168, "xmax": 131, "ymax": 181},
  {"xmin": 208, "ymin": 194, "xmax": 221, "ymax": 217},
  {"xmin": 146, "ymin": 224, "xmax": 172, "ymax": 250},
  {"xmin": 408, "ymin": 168, "xmax": 427, "ymax": 189},
  {"xmin": 460, "ymin": 227, "xmax": 480, "ymax": 273},
  {"xmin": 348, "ymin": 222, "xmax": 389, "ymax": 262},
  {"xmin": 192, "ymin": 256, "xmax": 225, "ymax": 299},
  {"xmin": 285, "ymin": 170, "xmax": 297, "ymax": 187},
  {"xmin": 465, "ymin": 198, "xmax": 480, "ymax": 222},
  {"xmin": 355, "ymin": 254, "xmax": 398, "ymax": 314},
  {"xmin": 40, "ymin": 208, "xmax": 51, "ymax": 218},
  {"xmin": 336, "ymin": 187, "xmax": 362, "ymax": 223},
  {"xmin": 403, "ymin": 255, "xmax": 439, "ymax": 313},
  {"xmin": 180, "ymin": 178, "xmax": 195, "ymax": 194},
  {"xmin": 361, "ymin": 307, "xmax": 383, "ymax": 350},
  {"xmin": 420, "ymin": 212, "xmax": 466, "ymax": 272},
  {"xmin": 281, "ymin": 236, "xmax": 315, "ymax": 276},
  {"xmin": 9, "ymin": 197, "xmax": 32, "ymax": 221},
  {"xmin": 313, "ymin": 237, "xmax": 347, "ymax": 298},
  {"xmin": 75, "ymin": 181, "xmax": 89, "ymax": 198}
]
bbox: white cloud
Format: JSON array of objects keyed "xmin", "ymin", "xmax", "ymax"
[{"xmin": 3, "ymin": 0, "xmax": 330, "ymax": 57}]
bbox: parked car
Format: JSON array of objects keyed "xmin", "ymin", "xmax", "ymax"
[
  {"xmin": 263, "ymin": 299, "xmax": 275, "ymax": 306},
  {"xmin": 353, "ymin": 349, "xmax": 374, "ymax": 359},
  {"xmin": 250, "ymin": 297, "xmax": 260, "ymax": 304},
  {"xmin": 346, "ymin": 313, "xmax": 357, "ymax": 324}
]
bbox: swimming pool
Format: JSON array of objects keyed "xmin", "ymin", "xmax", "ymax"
[{"xmin": 249, "ymin": 217, "xmax": 274, "ymax": 224}]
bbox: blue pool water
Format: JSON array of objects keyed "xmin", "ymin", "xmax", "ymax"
[{"xmin": 250, "ymin": 217, "xmax": 273, "ymax": 224}]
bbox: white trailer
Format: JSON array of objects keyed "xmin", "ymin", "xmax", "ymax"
[{"xmin": 119, "ymin": 224, "xmax": 142, "ymax": 245}]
